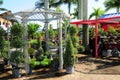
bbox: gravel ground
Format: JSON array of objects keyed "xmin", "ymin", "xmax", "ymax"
[{"xmin": 0, "ymin": 54, "xmax": 120, "ymax": 80}]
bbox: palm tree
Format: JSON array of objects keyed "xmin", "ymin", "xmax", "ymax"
[
  {"xmin": 78, "ymin": 0, "xmax": 102, "ymax": 52},
  {"xmin": 62, "ymin": 0, "xmax": 77, "ymax": 14},
  {"xmin": 104, "ymin": 0, "xmax": 120, "ymax": 12},
  {"xmin": 35, "ymin": 0, "xmax": 62, "ymax": 9},
  {"xmin": 0, "ymin": 0, "xmax": 7, "ymax": 11},
  {"xmin": 35, "ymin": 0, "xmax": 77, "ymax": 14},
  {"xmin": 89, "ymin": 7, "xmax": 105, "ymax": 19}
]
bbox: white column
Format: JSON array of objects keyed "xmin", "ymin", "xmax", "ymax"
[
  {"xmin": 22, "ymin": 16, "xmax": 29, "ymax": 75},
  {"xmin": 59, "ymin": 14, "xmax": 63, "ymax": 70},
  {"xmin": 44, "ymin": 0, "xmax": 49, "ymax": 51},
  {"xmin": 44, "ymin": 21, "xmax": 49, "ymax": 51}
]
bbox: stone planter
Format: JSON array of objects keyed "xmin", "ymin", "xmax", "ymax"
[
  {"xmin": 12, "ymin": 65, "xmax": 22, "ymax": 78},
  {"xmin": 66, "ymin": 66, "xmax": 74, "ymax": 74},
  {"xmin": 12, "ymin": 68, "xmax": 22, "ymax": 78}
]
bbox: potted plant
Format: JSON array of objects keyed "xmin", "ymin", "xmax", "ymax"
[
  {"xmin": 64, "ymin": 34, "xmax": 75, "ymax": 74},
  {"xmin": 10, "ymin": 23, "xmax": 24, "ymax": 77},
  {"xmin": 10, "ymin": 51, "xmax": 24, "ymax": 77}
]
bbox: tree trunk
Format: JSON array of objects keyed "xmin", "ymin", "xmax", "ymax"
[{"xmin": 82, "ymin": 0, "xmax": 89, "ymax": 52}]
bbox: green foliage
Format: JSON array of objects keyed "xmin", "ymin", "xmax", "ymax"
[
  {"xmin": 56, "ymin": 6, "xmax": 63, "ymax": 12},
  {"xmin": 0, "ymin": 38, "xmax": 5, "ymax": 51},
  {"xmin": 0, "ymin": 27, "xmax": 5, "ymax": 51},
  {"xmin": 10, "ymin": 23, "xmax": 24, "ymax": 48},
  {"xmin": 0, "ymin": 47, "xmax": 9, "ymax": 59},
  {"xmin": 89, "ymin": 28, "xmax": 95, "ymax": 38},
  {"xmin": 64, "ymin": 34, "xmax": 75, "ymax": 67},
  {"xmin": 68, "ymin": 25, "xmax": 78, "ymax": 36},
  {"xmin": 10, "ymin": 23, "xmax": 24, "ymax": 37},
  {"xmin": 49, "ymin": 25, "xmax": 56, "ymax": 40},
  {"xmin": 10, "ymin": 51, "xmax": 24, "ymax": 65},
  {"xmin": 35, "ymin": 47, "xmax": 44, "ymax": 61},
  {"xmin": 29, "ymin": 39, "xmax": 38, "ymax": 49},
  {"xmin": 78, "ymin": 45, "xmax": 85, "ymax": 53},
  {"xmin": 108, "ymin": 26, "xmax": 118, "ymax": 36},
  {"xmin": 0, "ymin": 0, "xmax": 3, "ymax": 4},
  {"xmin": 29, "ymin": 39, "xmax": 38, "ymax": 45},
  {"xmin": 99, "ymin": 28, "xmax": 108, "ymax": 36},
  {"xmin": 40, "ymin": 57, "xmax": 51, "ymax": 66},
  {"xmin": 71, "ymin": 36, "xmax": 79, "ymax": 48},
  {"xmin": 28, "ymin": 47, "xmax": 35, "ymax": 55},
  {"xmin": 36, "ymin": 38, "xmax": 41, "ymax": 50},
  {"xmin": 0, "ymin": 27, "xmax": 5, "ymax": 36},
  {"xmin": 28, "ymin": 23, "xmax": 40, "ymax": 39},
  {"xmin": 108, "ymin": 26, "xmax": 116, "ymax": 32},
  {"xmin": 11, "ymin": 37, "xmax": 23, "ymax": 48},
  {"xmin": 89, "ymin": 7, "xmax": 105, "ymax": 19},
  {"xmin": 10, "ymin": 23, "xmax": 24, "ymax": 66},
  {"xmin": 104, "ymin": 0, "xmax": 120, "ymax": 12},
  {"xmin": 29, "ymin": 58, "xmax": 51, "ymax": 69},
  {"xmin": 44, "ymin": 51, "xmax": 51, "ymax": 58}
]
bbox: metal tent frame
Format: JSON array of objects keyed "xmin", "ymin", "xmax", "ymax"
[{"xmin": 70, "ymin": 13, "xmax": 120, "ymax": 58}]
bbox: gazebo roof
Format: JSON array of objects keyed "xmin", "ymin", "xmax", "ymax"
[{"xmin": 14, "ymin": 8, "xmax": 70, "ymax": 22}]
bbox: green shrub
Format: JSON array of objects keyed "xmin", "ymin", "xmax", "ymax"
[
  {"xmin": 29, "ymin": 57, "xmax": 51, "ymax": 69},
  {"xmin": 64, "ymin": 34, "xmax": 75, "ymax": 67},
  {"xmin": 78, "ymin": 45, "xmax": 85, "ymax": 53},
  {"xmin": 10, "ymin": 23, "xmax": 24, "ymax": 37},
  {"xmin": 11, "ymin": 37, "xmax": 23, "ymax": 48},
  {"xmin": 28, "ymin": 47, "xmax": 35, "ymax": 55},
  {"xmin": 10, "ymin": 51, "xmax": 24, "ymax": 65}
]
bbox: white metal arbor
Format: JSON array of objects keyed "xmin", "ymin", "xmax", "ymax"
[{"xmin": 13, "ymin": 7, "xmax": 70, "ymax": 74}]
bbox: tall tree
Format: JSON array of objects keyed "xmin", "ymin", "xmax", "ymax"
[
  {"xmin": 104, "ymin": 0, "xmax": 120, "ymax": 12},
  {"xmin": 35, "ymin": 0, "xmax": 77, "ymax": 14},
  {"xmin": 0, "ymin": 0, "xmax": 7, "ymax": 11},
  {"xmin": 35, "ymin": 0, "xmax": 62, "ymax": 9},
  {"xmin": 62, "ymin": 0, "xmax": 77, "ymax": 14},
  {"xmin": 89, "ymin": 7, "xmax": 105, "ymax": 19}
]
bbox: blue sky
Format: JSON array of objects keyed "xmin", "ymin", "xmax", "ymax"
[
  {"xmin": 0, "ymin": 0, "xmax": 116, "ymax": 19},
  {"xmin": 1, "ymin": 0, "xmax": 36, "ymax": 13}
]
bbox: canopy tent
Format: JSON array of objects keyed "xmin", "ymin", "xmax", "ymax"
[{"xmin": 70, "ymin": 12, "xmax": 120, "ymax": 58}]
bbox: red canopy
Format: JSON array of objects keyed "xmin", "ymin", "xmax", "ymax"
[{"xmin": 70, "ymin": 15, "xmax": 120, "ymax": 58}]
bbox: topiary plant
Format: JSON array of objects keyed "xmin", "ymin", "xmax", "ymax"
[
  {"xmin": 10, "ymin": 51, "xmax": 24, "ymax": 66},
  {"xmin": 64, "ymin": 34, "xmax": 75, "ymax": 67}
]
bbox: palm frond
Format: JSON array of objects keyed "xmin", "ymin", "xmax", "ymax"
[{"xmin": 0, "ymin": 8, "xmax": 8, "ymax": 11}]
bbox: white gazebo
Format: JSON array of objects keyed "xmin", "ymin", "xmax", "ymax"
[{"xmin": 11, "ymin": 6, "xmax": 70, "ymax": 74}]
